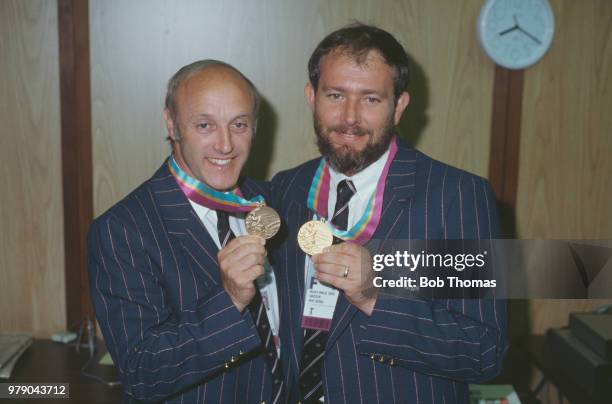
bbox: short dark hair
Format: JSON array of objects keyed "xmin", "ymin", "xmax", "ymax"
[{"xmin": 308, "ymin": 23, "xmax": 410, "ymax": 100}]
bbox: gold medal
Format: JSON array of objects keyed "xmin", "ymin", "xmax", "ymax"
[
  {"xmin": 245, "ymin": 205, "xmax": 281, "ymax": 239},
  {"xmin": 297, "ymin": 220, "xmax": 333, "ymax": 255}
]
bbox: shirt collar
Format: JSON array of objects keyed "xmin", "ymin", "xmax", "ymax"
[
  {"xmin": 188, "ymin": 200, "xmax": 216, "ymax": 221},
  {"xmin": 327, "ymin": 145, "xmax": 391, "ymax": 199}
]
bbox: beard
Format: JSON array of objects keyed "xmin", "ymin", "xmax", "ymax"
[{"xmin": 314, "ymin": 113, "xmax": 395, "ymax": 175}]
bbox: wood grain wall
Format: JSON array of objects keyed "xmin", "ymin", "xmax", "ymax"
[
  {"xmin": 90, "ymin": 0, "xmax": 495, "ymax": 216},
  {"xmin": 516, "ymin": 0, "xmax": 612, "ymax": 334},
  {"xmin": 517, "ymin": 0, "xmax": 611, "ymax": 240},
  {"xmin": 0, "ymin": 0, "xmax": 66, "ymax": 337}
]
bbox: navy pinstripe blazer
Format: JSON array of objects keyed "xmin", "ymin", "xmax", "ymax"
[
  {"xmin": 269, "ymin": 141, "xmax": 508, "ymax": 403},
  {"xmin": 87, "ymin": 162, "xmax": 276, "ymax": 403}
]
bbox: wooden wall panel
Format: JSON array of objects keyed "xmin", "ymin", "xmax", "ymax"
[
  {"xmin": 58, "ymin": 0, "xmax": 95, "ymax": 330},
  {"xmin": 517, "ymin": 0, "xmax": 612, "ymax": 239},
  {"xmin": 0, "ymin": 0, "xmax": 66, "ymax": 337},
  {"xmin": 515, "ymin": 0, "xmax": 612, "ymax": 333},
  {"xmin": 90, "ymin": 0, "xmax": 495, "ymax": 216},
  {"xmin": 402, "ymin": 1, "xmax": 495, "ymax": 178}
]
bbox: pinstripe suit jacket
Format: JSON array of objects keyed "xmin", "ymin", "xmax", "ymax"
[
  {"xmin": 270, "ymin": 141, "xmax": 508, "ymax": 403},
  {"xmin": 87, "ymin": 161, "xmax": 276, "ymax": 403}
]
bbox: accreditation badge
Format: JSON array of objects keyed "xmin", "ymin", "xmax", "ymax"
[{"xmin": 301, "ymin": 273, "xmax": 340, "ymax": 331}]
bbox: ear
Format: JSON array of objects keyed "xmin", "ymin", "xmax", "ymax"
[
  {"xmin": 305, "ymin": 83, "xmax": 316, "ymax": 112},
  {"xmin": 393, "ymin": 91, "xmax": 410, "ymax": 126},
  {"xmin": 163, "ymin": 108, "xmax": 178, "ymax": 141}
]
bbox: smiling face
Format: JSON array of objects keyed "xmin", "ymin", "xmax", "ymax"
[
  {"xmin": 164, "ymin": 66, "xmax": 256, "ymax": 191},
  {"xmin": 306, "ymin": 49, "xmax": 410, "ymax": 175}
]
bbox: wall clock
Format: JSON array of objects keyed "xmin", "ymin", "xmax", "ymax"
[{"xmin": 478, "ymin": 0, "xmax": 555, "ymax": 69}]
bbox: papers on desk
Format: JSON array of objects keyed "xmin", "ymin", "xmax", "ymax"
[{"xmin": 0, "ymin": 333, "xmax": 33, "ymax": 379}]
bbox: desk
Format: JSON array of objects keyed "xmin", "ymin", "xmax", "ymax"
[
  {"xmin": 11, "ymin": 336, "xmax": 593, "ymax": 403},
  {"xmin": 6, "ymin": 339, "xmax": 122, "ymax": 403}
]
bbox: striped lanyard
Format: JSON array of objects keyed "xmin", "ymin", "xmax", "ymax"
[
  {"xmin": 168, "ymin": 156, "xmax": 264, "ymax": 212},
  {"xmin": 306, "ymin": 136, "xmax": 397, "ymax": 244}
]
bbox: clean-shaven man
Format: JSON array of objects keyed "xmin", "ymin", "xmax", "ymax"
[{"xmin": 88, "ymin": 60, "xmax": 284, "ymax": 403}]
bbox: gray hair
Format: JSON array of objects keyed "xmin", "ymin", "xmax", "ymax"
[{"xmin": 165, "ymin": 59, "xmax": 261, "ymax": 134}]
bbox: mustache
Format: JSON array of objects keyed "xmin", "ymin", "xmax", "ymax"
[{"xmin": 328, "ymin": 125, "xmax": 372, "ymax": 137}]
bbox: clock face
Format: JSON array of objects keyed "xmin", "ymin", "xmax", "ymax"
[{"xmin": 478, "ymin": 0, "xmax": 555, "ymax": 69}]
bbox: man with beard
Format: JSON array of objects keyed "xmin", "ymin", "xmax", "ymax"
[{"xmin": 270, "ymin": 24, "xmax": 507, "ymax": 403}]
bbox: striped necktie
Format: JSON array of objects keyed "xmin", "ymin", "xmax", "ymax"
[
  {"xmin": 216, "ymin": 211, "xmax": 285, "ymax": 403},
  {"xmin": 298, "ymin": 179, "xmax": 355, "ymax": 403}
]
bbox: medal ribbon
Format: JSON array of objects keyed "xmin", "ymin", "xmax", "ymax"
[
  {"xmin": 168, "ymin": 155, "xmax": 264, "ymax": 212},
  {"xmin": 306, "ymin": 136, "xmax": 398, "ymax": 244}
]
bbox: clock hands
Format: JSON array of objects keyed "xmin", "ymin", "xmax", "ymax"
[
  {"xmin": 499, "ymin": 15, "xmax": 519, "ymax": 36},
  {"xmin": 498, "ymin": 24, "xmax": 518, "ymax": 36},
  {"xmin": 498, "ymin": 15, "xmax": 542, "ymax": 45},
  {"xmin": 517, "ymin": 25, "xmax": 542, "ymax": 45},
  {"xmin": 498, "ymin": 14, "xmax": 519, "ymax": 36}
]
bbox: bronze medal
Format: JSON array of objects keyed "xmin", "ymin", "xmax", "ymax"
[
  {"xmin": 245, "ymin": 205, "xmax": 281, "ymax": 239},
  {"xmin": 297, "ymin": 220, "xmax": 333, "ymax": 255}
]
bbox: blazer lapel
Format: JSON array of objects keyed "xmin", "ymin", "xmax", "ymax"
[
  {"xmin": 371, "ymin": 143, "xmax": 417, "ymax": 241},
  {"xmin": 149, "ymin": 162, "xmax": 221, "ymax": 285}
]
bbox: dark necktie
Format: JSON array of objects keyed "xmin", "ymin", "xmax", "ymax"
[
  {"xmin": 216, "ymin": 210, "xmax": 235, "ymax": 248},
  {"xmin": 216, "ymin": 211, "xmax": 285, "ymax": 403},
  {"xmin": 298, "ymin": 180, "xmax": 356, "ymax": 403}
]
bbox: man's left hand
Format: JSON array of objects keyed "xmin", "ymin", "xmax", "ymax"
[{"xmin": 312, "ymin": 242, "xmax": 377, "ymax": 316}]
